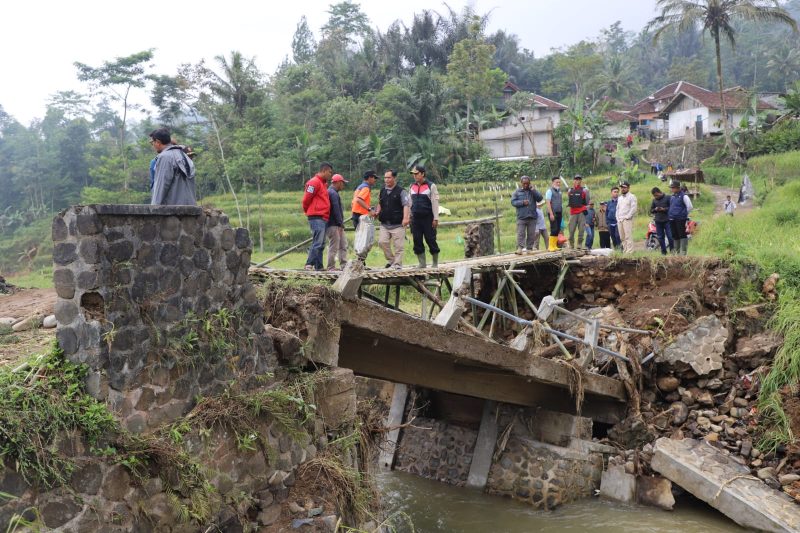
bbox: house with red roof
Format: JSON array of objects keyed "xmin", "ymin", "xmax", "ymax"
[
  {"xmin": 631, "ymin": 81, "xmax": 773, "ymax": 141},
  {"xmin": 478, "ymin": 81, "xmax": 567, "ymax": 159}
]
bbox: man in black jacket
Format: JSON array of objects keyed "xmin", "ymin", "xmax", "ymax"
[
  {"xmin": 376, "ymin": 169, "xmax": 411, "ymax": 269},
  {"xmin": 650, "ymin": 187, "xmax": 673, "ymax": 255},
  {"xmin": 326, "ymin": 174, "xmax": 349, "ymax": 270}
]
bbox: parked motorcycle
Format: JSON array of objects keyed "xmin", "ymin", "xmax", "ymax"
[{"xmin": 645, "ymin": 218, "xmax": 698, "ymax": 251}]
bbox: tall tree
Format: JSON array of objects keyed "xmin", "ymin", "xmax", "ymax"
[
  {"xmin": 292, "ymin": 16, "xmax": 317, "ymax": 64},
  {"xmin": 322, "ymin": 1, "xmax": 371, "ymax": 45},
  {"xmin": 648, "ymin": 0, "xmax": 797, "ymax": 154},
  {"xmin": 446, "ymin": 22, "xmax": 506, "ymax": 145},
  {"xmin": 74, "ymin": 50, "xmax": 154, "ymax": 190}
]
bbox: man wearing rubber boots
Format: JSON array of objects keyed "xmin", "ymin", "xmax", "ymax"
[{"xmin": 409, "ymin": 165, "xmax": 440, "ymax": 267}]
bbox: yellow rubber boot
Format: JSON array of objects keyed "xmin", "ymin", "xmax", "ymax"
[{"xmin": 548, "ymin": 236, "xmax": 558, "ymax": 251}]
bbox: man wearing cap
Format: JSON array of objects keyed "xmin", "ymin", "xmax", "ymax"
[
  {"xmin": 597, "ymin": 201, "xmax": 611, "ymax": 248},
  {"xmin": 351, "ymin": 171, "xmax": 377, "ymax": 229},
  {"xmin": 409, "ymin": 164, "xmax": 440, "ymax": 267},
  {"xmin": 376, "ymin": 169, "xmax": 411, "ymax": 269},
  {"xmin": 567, "ymin": 175, "xmax": 590, "ymax": 249},
  {"xmin": 149, "ymin": 128, "xmax": 196, "ymax": 206},
  {"xmin": 668, "ymin": 181, "xmax": 693, "ymax": 255},
  {"xmin": 584, "ymin": 201, "xmax": 597, "ymax": 249},
  {"xmin": 511, "ymin": 176, "xmax": 544, "ymax": 254},
  {"xmin": 545, "ymin": 177, "xmax": 563, "ymax": 251},
  {"xmin": 326, "ymin": 174, "xmax": 349, "ymax": 270},
  {"xmin": 302, "ymin": 162, "xmax": 333, "ymax": 270},
  {"xmin": 616, "ymin": 181, "xmax": 638, "ymax": 254}
]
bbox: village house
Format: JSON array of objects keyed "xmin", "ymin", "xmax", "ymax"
[
  {"xmin": 478, "ymin": 81, "xmax": 567, "ymax": 159},
  {"xmin": 603, "ymin": 109, "xmax": 637, "ymax": 140},
  {"xmin": 631, "ymin": 80, "xmax": 773, "ymax": 141},
  {"xmin": 657, "ymin": 85, "xmax": 774, "ymax": 141}
]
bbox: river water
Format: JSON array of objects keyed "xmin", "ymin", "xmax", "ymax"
[{"xmin": 377, "ymin": 471, "xmax": 748, "ymax": 532}]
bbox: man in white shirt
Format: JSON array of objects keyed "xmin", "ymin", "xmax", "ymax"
[{"xmin": 616, "ymin": 181, "xmax": 638, "ymax": 254}]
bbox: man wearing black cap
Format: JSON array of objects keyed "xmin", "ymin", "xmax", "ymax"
[
  {"xmin": 149, "ymin": 127, "xmax": 196, "ymax": 206},
  {"xmin": 668, "ymin": 180, "xmax": 693, "ymax": 255},
  {"xmin": 409, "ymin": 164, "xmax": 440, "ymax": 267},
  {"xmin": 567, "ymin": 175, "xmax": 590, "ymax": 249}
]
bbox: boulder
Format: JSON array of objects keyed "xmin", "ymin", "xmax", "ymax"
[
  {"xmin": 636, "ymin": 475, "xmax": 675, "ymax": 510},
  {"xmin": 12, "ymin": 313, "xmax": 44, "ymax": 332},
  {"xmin": 42, "ymin": 314, "xmax": 58, "ymax": 329},
  {"xmin": 657, "ymin": 376, "xmax": 680, "ymax": 393}
]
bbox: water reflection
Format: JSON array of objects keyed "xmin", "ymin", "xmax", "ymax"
[{"xmin": 377, "ymin": 470, "xmax": 747, "ymax": 532}]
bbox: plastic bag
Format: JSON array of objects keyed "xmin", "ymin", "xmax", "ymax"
[{"xmin": 354, "ymin": 216, "xmax": 375, "ymax": 258}]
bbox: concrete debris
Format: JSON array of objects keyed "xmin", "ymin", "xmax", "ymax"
[
  {"xmin": 11, "ymin": 313, "xmax": 44, "ymax": 332},
  {"xmin": 657, "ymin": 315, "xmax": 728, "ymax": 375},
  {"xmin": 652, "ymin": 438, "xmax": 800, "ymax": 532},
  {"xmin": 600, "ymin": 465, "xmax": 636, "ymax": 503}
]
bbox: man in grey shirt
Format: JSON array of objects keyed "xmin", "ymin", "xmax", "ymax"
[
  {"xmin": 150, "ymin": 128, "xmax": 196, "ymax": 206},
  {"xmin": 376, "ymin": 169, "xmax": 411, "ymax": 269}
]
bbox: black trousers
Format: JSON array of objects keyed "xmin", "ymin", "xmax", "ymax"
[
  {"xmin": 599, "ymin": 230, "xmax": 611, "ymax": 249},
  {"xmin": 670, "ymin": 218, "xmax": 687, "ymax": 240},
  {"xmin": 549, "ymin": 211, "xmax": 562, "ymax": 237},
  {"xmin": 411, "ymin": 213, "xmax": 440, "ymax": 255}
]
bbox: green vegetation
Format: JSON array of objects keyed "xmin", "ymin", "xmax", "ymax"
[{"xmin": 0, "ymin": 345, "xmax": 117, "ymax": 488}]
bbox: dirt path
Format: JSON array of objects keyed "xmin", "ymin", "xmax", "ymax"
[
  {"xmin": 709, "ymin": 183, "xmax": 754, "ymax": 217},
  {"xmin": 0, "ymin": 288, "xmax": 57, "ymax": 319}
]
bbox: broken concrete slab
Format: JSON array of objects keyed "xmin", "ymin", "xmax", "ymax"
[
  {"xmin": 652, "ymin": 438, "xmax": 800, "ymax": 532},
  {"xmin": 657, "ymin": 315, "xmax": 727, "ymax": 375},
  {"xmin": 316, "ymin": 367, "xmax": 357, "ymax": 430},
  {"xmin": 432, "ymin": 266, "xmax": 471, "ymax": 329},
  {"xmin": 600, "ymin": 465, "xmax": 636, "ymax": 503},
  {"xmin": 379, "ymin": 383, "xmax": 408, "ymax": 471},
  {"xmin": 466, "ymin": 400, "xmax": 498, "ymax": 489},
  {"xmin": 332, "ymin": 260, "xmax": 364, "ymax": 300}
]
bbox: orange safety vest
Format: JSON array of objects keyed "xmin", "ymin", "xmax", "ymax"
[{"xmin": 351, "ymin": 183, "xmax": 371, "ymax": 215}]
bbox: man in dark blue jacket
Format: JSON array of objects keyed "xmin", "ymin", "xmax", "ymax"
[
  {"xmin": 511, "ymin": 176, "xmax": 544, "ymax": 253},
  {"xmin": 326, "ymin": 174, "xmax": 349, "ymax": 270},
  {"xmin": 606, "ymin": 186, "xmax": 621, "ymax": 250}
]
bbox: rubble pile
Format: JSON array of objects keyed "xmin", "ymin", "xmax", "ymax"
[{"xmin": 0, "ymin": 275, "xmax": 14, "ymax": 295}]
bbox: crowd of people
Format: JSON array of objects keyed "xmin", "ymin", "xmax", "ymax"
[
  {"xmin": 145, "ymin": 126, "xmax": 703, "ymax": 267},
  {"xmin": 513, "ymin": 174, "xmax": 695, "ymax": 256},
  {"xmin": 301, "ymin": 162, "xmax": 440, "ymax": 271}
]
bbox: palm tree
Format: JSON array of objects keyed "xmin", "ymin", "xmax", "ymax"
[
  {"xmin": 595, "ymin": 56, "xmax": 639, "ymax": 101},
  {"xmin": 766, "ymin": 42, "xmax": 800, "ymax": 90},
  {"xmin": 647, "ymin": 0, "xmax": 797, "ymax": 154}
]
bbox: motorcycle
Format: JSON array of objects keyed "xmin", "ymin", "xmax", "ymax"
[{"xmin": 645, "ymin": 218, "xmax": 698, "ymax": 251}]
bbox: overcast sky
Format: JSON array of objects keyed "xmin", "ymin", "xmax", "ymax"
[{"xmin": 0, "ymin": 0, "xmax": 658, "ymax": 124}]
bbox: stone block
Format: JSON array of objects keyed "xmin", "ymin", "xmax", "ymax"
[
  {"xmin": 600, "ymin": 465, "xmax": 636, "ymax": 503},
  {"xmin": 433, "ymin": 295, "xmax": 466, "ymax": 329},
  {"xmin": 332, "ymin": 260, "xmax": 364, "ymax": 300},
  {"xmin": 40, "ymin": 499, "xmax": 83, "ymax": 528},
  {"xmin": 160, "ymin": 216, "xmax": 181, "ymax": 241},
  {"xmin": 70, "ymin": 463, "xmax": 104, "ymax": 495},
  {"xmin": 108, "ymin": 240, "xmax": 134, "ymax": 262},
  {"xmin": 159, "ymin": 243, "xmax": 179, "ymax": 267},
  {"xmin": 57, "ymin": 326, "xmax": 79, "ymax": 354},
  {"xmin": 636, "ymin": 475, "xmax": 675, "ymax": 510},
  {"xmin": 53, "ymin": 242, "xmax": 78, "ymax": 265},
  {"xmin": 76, "ymin": 210, "xmax": 102, "ymax": 235},
  {"xmin": 78, "ymin": 238, "xmax": 102, "ymax": 264},
  {"xmin": 316, "ymin": 368, "xmax": 357, "ymax": 429},
  {"xmin": 235, "ymin": 227, "xmax": 250, "ymax": 249},
  {"xmin": 53, "ymin": 269, "xmax": 76, "ymax": 299},
  {"xmin": 52, "ymin": 216, "xmax": 68, "ymax": 241}
]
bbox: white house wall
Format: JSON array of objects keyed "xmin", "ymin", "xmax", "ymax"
[
  {"xmin": 667, "ymin": 108, "xmax": 747, "ymax": 139},
  {"xmin": 480, "ymin": 116, "xmax": 558, "ymax": 157}
]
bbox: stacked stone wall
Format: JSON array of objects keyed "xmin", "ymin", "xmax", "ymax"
[
  {"xmin": 51, "ymin": 204, "xmax": 273, "ymax": 433},
  {"xmin": 394, "ymin": 417, "xmax": 477, "ymax": 485},
  {"xmin": 487, "ymin": 437, "xmax": 603, "ymax": 509}
]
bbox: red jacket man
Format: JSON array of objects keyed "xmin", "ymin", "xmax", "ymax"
[
  {"xmin": 302, "ymin": 169, "xmax": 332, "ymax": 221},
  {"xmin": 302, "ymin": 162, "xmax": 334, "ymax": 270}
]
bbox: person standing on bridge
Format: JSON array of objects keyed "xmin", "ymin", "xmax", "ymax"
[
  {"xmin": 302, "ymin": 162, "xmax": 333, "ymax": 270},
  {"xmin": 545, "ymin": 177, "xmax": 563, "ymax": 251},
  {"xmin": 584, "ymin": 201, "xmax": 597, "ymax": 249},
  {"xmin": 597, "ymin": 201, "xmax": 611, "ymax": 248},
  {"xmin": 376, "ymin": 169, "xmax": 411, "ymax": 269},
  {"xmin": 669, "ymin": 180, "xmax": 693, "ymax": 256},
  {"xmin": 511, "ymin": 175, "xmax": 543, "ymax": 254},
  {"xmin": 567, "ymin": 175, "xmax": 590, "ymax": 249},
  {"xmin": 351, "ymin": 170, "xmax": 377, "ymax": 229},
  {"xmin": 326, "ymin": 174, "xmax": 349, "ymax": 270},
  {"xmin": 409, "ymin": 164, "xmax": 440, "ymax": 268},
  {"xmin": 535, "ymin": 199, "xmax": 548, "ymax": 250},
  {"xmin": 616, "ymin": 181, "xmax": 638, "ymax": 254},
  {"xmin": 606, "ymin": 186, "xmax": 621, "ymax": 250}
]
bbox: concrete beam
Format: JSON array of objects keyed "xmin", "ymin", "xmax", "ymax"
[
  {"xmin": 338, "ymin": 299, "xmax": 626, "ymax": 403},
  {"xmin": 338, "ymin": 326, "xmax": 624, "ymax": 425},
  {"xmin": 378, "ymin": 383, "xmax": 408, "ymax": 471},
  {"xmin": 466, "ymin": 400, "xmax": 498, "ymax": 488}
]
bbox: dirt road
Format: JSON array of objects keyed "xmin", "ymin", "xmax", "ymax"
[
  {"xmin": 0, "ymin": 288, "xmax": 57, "ymax": 319},
  {"xmin": 709, "ymin": 183, "xmax": 754, "ymax": 217}
]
